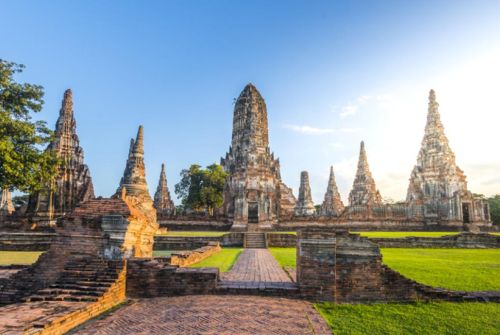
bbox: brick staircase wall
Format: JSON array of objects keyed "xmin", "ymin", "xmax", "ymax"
[{"xmin": 169, "ymin": 242, "xmax": 222, "ymax": 267}]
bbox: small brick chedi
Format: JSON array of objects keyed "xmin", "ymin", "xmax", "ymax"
[
  {"xmin": 26, "ymin": 89, "xmax": 94, "ymax": 226},
  {"xmin": 294, "ymin": 171, "xmax": 316, "ymax": 217},
  {"xmin": 348, "ymin": 141, "xmax": 383, "ymax": 206},
  {"xmin": 320, "ymin": 166, "xmax": 344, "ymax": 217},
  {"xmin": 406, "ymin": 90, "xmax": 490, "ymax": 224},
  {"xmin": 221, "ymin": 84, "xmax": 296, "ymax": 230},
  {"xmin": 153, "ymin": 163, "xmax": 176, "ymax": 217}
]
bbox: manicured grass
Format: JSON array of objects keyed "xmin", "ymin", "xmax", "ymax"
[
  {"xmin": 381, "ymin": 248, "xmax": 500, "ymax": 291},
  {"xmin": 156, "ymin": 231, "xmax": 228, "ymax": 237},
  {"xmin": 315, "ymin": 301, "xmax": 500, "ymax": 335},
  {"xmin": 0, "ymin": 251, "xmax": 43, "ymax": 265},
  {"xmin": 358, "ymin": 231, "xmax": 458, "ymax": 238},
  {"xmin": 189, "ymin": 248, "xmax": 243, "ymax": 272},
  {"xmin": 269, "ymin": 248, "xmax": 296, "ymax": 268},
  {"xmin": 153, "ymin": 250, "xmax": 175, "ymax": 257}
]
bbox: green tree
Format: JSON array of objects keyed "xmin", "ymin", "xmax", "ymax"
[
  {"xmin": 487, "ymin": 195, "xmax": 500, "ymax": 226},
  {"xmin": 175, "ymin": 163, "xmax": 227, "ymax": 216},
  {"xmin": 0, "ymin": 60, "xmax": 57, "ymax": 192}
]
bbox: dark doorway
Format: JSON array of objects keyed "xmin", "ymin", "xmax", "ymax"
[
  {"xmin": 248, "ymin": 202, "xmax": 259, "ymax": 223},
  {"xmin": 462, "ymin": 203, "xmax": 471, "ymax": 223}
]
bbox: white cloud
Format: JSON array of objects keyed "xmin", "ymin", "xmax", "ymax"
[
  {"xmin": 339, "ymin": 104, "xmax": 358, "ymax": 118},
  {"xmin": 283, "ymin": 124, "xmax": 334, "ymax": 134},
  {"xmin": 283, "ymin": 124, "xmax": 361, "ymax": 135}
]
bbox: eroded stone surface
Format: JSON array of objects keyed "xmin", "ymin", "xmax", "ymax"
[
  {"xmin": 406, "ymin": 90, "xmax": 490, "ymax": 223},
  {"xmin": 26, "ymin": 89, "xmax": 94, "ymax": 226},
  {"xmin": 294, "ymin": 171, "xmax": 316, "ymax": 217},
  {"xmin": 154, "ymin": 163, "xmax": 175, "ymax": 217},
  {"xmin": 348, "ymin": 141, "xmax": 382, "ymax": 206},
  {"xmin": 73, "ymin": 296, "xmax": 331, "ymax": 335},
  {"xmin": 221, "ymin": 84, "xmax": 296, "ymax": 229},
  {"xmin": 0, "ymin": 189, "xmax": 14, "ymax": 217},
  {"xmin": 320, "ymin": 166, "xmax": 344, "ymax": 217}
]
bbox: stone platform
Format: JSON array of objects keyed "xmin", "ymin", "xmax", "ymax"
[{"xmin": 73, "ymin": 295, "xmax": 331, "ymax": 335}]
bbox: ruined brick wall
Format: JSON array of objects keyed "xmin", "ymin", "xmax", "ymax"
[
  {"xmin": 126, "ymin": 258, "xmax": 219, "ymax": 298},
  {"xmin": 169, "ymin": 243, "xmax": 222, "ymax": 267},
  {"xmin": 296, "ymin": 229, "xmax": 419, "ymax": 303},
  {"xmin": 371, "ymin": 233, "xmax": 500, "ymax": 248},
  {"xmin": 154, "ymin": 233, "xmax": 244, "ymax": 250}
]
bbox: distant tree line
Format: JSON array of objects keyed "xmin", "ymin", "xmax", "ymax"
[{"xmin": 487, "ymin": 195, "xmax": 500, "ymax": 226}]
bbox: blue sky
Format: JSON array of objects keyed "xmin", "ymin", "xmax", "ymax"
[{"xmin": 2, "ymin": 0, "xmax": 500, "ymax": 203}]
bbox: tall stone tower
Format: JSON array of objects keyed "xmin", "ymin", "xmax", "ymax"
[
  {"xmin": 116, "ymin": 126, "xmax": 150, "ymax": 199},
  {"xmin": 153, "ymin": 163, "xmax": 176, "ymax": 217},
  {"xmin": 294, "ymin": 171, "xmax": 316, "ymax": 216},
  {"xmin": 0, "ymin": 189, "xmax": 15, "ymax": 217},
  {"xmin": 27, "ymin": 89, "xmax": 94, "ymax": 226},
  {"xmin": 348, "ymin": 141, "xmax": 382, "ymax": 206},
  {"xmin": 221, "ymin": 83, "xmax": 296, "ymax": 230},
  {"xmin": 406, "ymin": 90, "xmax": 490, "ymax": 224},
  {"xmin": 320, "ymin": 166, "xmax": 344, "ymax": 217}
]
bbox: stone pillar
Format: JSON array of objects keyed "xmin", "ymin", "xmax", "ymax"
[{"xmin": 296, "ymin": 229, "xmax": 337, "ymax": 300}]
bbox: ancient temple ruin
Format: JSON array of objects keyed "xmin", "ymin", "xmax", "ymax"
[
  {"xmin": 320, "ymin": 166, "xmax": 344, "ymax": 217},
  {"xmin": 221, "ymin": 84, "xmax": 296, "ymax": 230},
  {"xmin": 348, "ymin": 141, "xmax": 382, "ymax": 206},
  {"xmin": 154, "ymin": 163, "xmax": 176, "ymax": 217},
  {"xmin": 26, "ymin": 89, "xmax": 94, "ymax": 226},
  {"xmin": 294, "ymin": 171, "xmax": 316, "ymax": 216},
  {"xmin": 406, "ymin": 90, "xmax": 490, "ymax": 225}
]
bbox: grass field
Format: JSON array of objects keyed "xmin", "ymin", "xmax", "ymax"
[
  {"xmin": 153, "ymin": 250, "xmax": 175, "ymax": 257},
  {"xmin": 269, "ymin": 248, "xmax": 296, "ymax": 268},
  {"xmin": 156, "ymin": 231, "xmax": 228, "ymax": 237},
  {"xmin": 381, "ymin": 248, "xmax": 500, "ymax": 291},
  {"xmin": 268, "ymin": 247, "xmax": 500, "ymax": 291},
  {"xmin": 315, "ymin": 301, "xmax": 500, "ymax": 335},
  {"xmin": 188, "ymin": 248, "xmax": 243, "ymax": 272},
  {"xmin": 0, "ymin": 251, "xmax": 43, "ymax": 265}
]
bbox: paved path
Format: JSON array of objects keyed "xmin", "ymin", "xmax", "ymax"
[
  {"xmin": 73, "ymin": 295, "xmax": 331, "ymax": 335},
  {"xmin": 221, "ymin": 249, "xmax": 291, "ymax": 283}
]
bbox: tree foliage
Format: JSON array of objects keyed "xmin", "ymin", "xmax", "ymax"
[
  {"xmin": 175, "ymin": 163, "xmax": 227, "ymax": 216},
  {"xmin": 0, "ymin": 60, "xmax": 57, "ymax": 192},
  {"xmin": 487, "ymin": 195, "xmax": 500, "ymax": 226}
]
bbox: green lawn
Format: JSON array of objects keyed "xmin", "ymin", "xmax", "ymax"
[
  {"xmin": 315, "ymin": 301, "xmax": 500, "ymax": 335},
  {"xmin": 268, "ymin": 247, "xmax": 500, "ymax": 291},
  {"xmin": 0, "ymin": 251, "xmax": 43, "ymax": 265},
  {"xmin": 269, "ymin": 248, "xmax": 296, "ymax": 268},
  {"xmin": 358, "ymin": 231, "xmax": 459, "ymax": 238},
  {"xmin": 156, "ymin": 231, "xmax": 228, "ymax": 237},
  {"xmin": 381, "ymin": 248, "xmax": 500, "ymax": 291},
  {"xmin": 153, "ymin": 250, "xmax": 175, "ymax": 257},
  {"xmin": 189, "ymin": 248, "xmax": 243, "ymax": 272}
]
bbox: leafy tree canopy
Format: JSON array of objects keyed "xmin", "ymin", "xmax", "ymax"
[
  {"xmin": 0, "ymin": 60, "xmax": 57, "ymax": 192},
  {"xmin": 175, "ymin": 163, "xmax": 227, "ymax": 216}
]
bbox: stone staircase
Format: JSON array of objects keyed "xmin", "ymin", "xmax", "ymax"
[
  {"xmin": 23, "ymin": 256, "xmax": 124, "ymax": 303},
  {"xmin": 244, "ymin": 232, "xmax": 266, "ymax": 248}
]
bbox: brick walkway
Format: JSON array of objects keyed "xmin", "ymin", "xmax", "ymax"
[
  {"xmin": 73, "ymin": 295, "xmax": 331, "ymax": 335},
  {"xmin": 221, "ymin": 249, "xmax": 291, "ymax": 283}
]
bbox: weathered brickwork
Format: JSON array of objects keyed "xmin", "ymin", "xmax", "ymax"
[
  {"xmin": 221, "ymin": 84, "xmax": 296, "ymax": 230},
  {"xmin": 406, "ymin": 90, "xmax": 490, "ymax": 225},
  {"xmin": 126, "ymin": 258, "xmax": 219, "ymax": 298},
  {"xmin": 26, "ymin": 89, "xmax": 94, "ymax": 227},
  {"xmin": 294, "ymin": 171, "xmax": 316, "ymax": 217},
  {"xmin": 320, "ymin": 166, "xmax": 344, "ymax": 217},
  {"xmin": 169, "ymin": 242, "xmax": 222, "ymax": 266},
  {"xmin": 154, "ymin": 163, "xmax": 176, "ymax": 219},
  {"xmin": 371, "ymin": 232, "xmax": 500, "ymax": 248}
]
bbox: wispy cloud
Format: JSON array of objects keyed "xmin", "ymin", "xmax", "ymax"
[
  {"xmin": 338, "ymin": 94, "xmax": 393, "ymax": 118},
  {"xmin": 284, "ymin": 124, "xmax": 361, "ymax": 135},
  {"xmin": 283, "ymin": 124, "xmax": 334, "ymax": 134}
]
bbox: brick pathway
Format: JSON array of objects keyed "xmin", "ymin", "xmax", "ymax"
[
  {"xmin": 221, "ymin": 249, "xmax": 291, "ymax": 283},
  {"xmin": 73, "ymin": 295, "xmax": 331, "ymax": 335}
]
